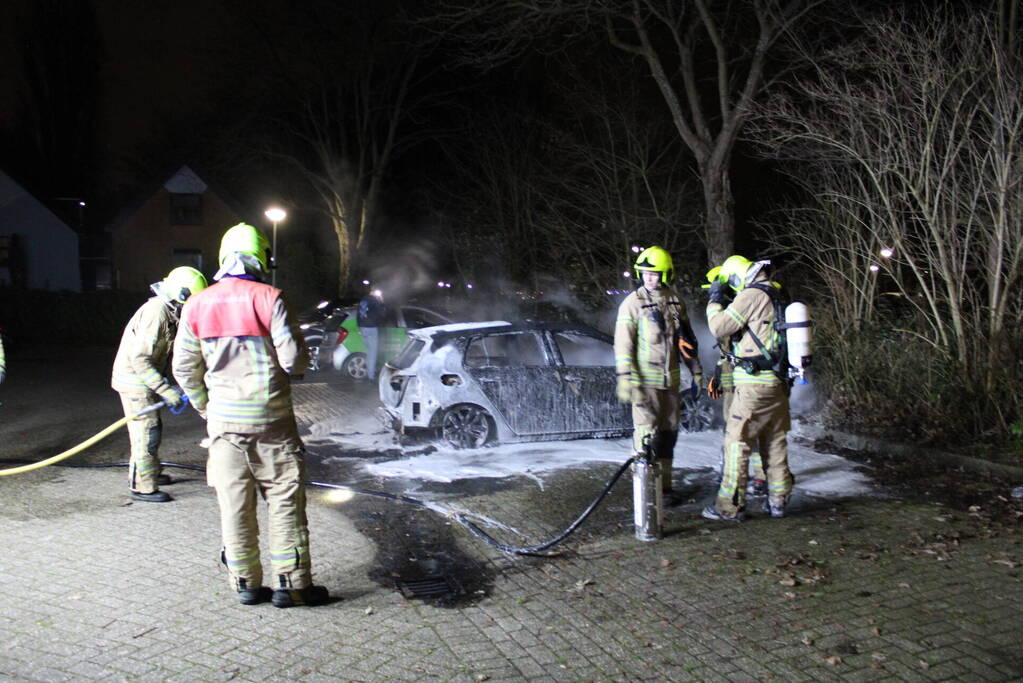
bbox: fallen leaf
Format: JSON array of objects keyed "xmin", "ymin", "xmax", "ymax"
[
  {"xmin": 660, "ymin": 558, "xmax": 674, "ymax": 568},
  {"xmin": 779, "ymin": 575, "xmax": 799, "ymax": 587},
  {"xmin": 823, "ymin": 655, "xmax": 842, "ymax": 666},
  {"xmin": 871, "ymin": 627, "xmax": 881, "ymax": 637},
  {"xmin": 919, "ymin": 660, "xmax": 930, "ymax": 670}
]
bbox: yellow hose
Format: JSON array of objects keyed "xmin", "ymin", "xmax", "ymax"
[{"xmin": 0, "ymin": 403, "xmax": 164, "ymax": 477}]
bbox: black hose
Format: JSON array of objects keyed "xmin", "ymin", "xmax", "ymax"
[
  {"xmin": 449, "ymin": 456, "xmax": 637, "ymax": 555},
  {"xmin": 0, "ymin": 455, "xmax": 640, "ymax": 557}
]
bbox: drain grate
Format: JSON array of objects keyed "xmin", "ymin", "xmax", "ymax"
[{"xmin": 395, "ymin": 574, "xmax": 464, "ymax": 600}]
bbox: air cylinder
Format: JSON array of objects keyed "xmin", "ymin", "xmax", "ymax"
[{"xmin": 784, "ymin": 302, "xmax": 812, "ymax": 383}]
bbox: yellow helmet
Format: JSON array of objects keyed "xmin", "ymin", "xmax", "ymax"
[
  {"xmin": 719, "ymin": 255, "xmax": 770, "ymax": 292},
  {"xmin": 219, "ymin": 223, "xmax": 271, "ymax": 271},
  {"xmin": 156, "ymin": 266, "xmax": 207, "ymax": 305},
  {"xmin": 633, "ymin": 246, "xmax": 675, "ymax": 286}
]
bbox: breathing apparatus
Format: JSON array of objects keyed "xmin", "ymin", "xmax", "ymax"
[{"xmin": 705, "ymin": 258, "xmax": 814, "ymax": 385}]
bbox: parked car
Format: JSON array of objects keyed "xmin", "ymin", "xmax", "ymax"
[
  {"xmin": 331, "ymin": 304, "xmax": 454, "ymax": 380},
  {"xmin": 298, "ymin": 299, "xmax": 351, "ymax": 372}
]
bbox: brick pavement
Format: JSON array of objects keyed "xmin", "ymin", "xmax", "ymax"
[{"xmin": 1, "ymin": 370, "xmax": 1022, "ymax": 680}]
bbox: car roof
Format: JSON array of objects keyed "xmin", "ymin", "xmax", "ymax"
[{"xmin": 410, "ymin": 320, "xmax": 611, "ymax": 345}]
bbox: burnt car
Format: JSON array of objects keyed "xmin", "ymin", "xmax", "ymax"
[{"xmin": 379, "ymin": 321, "xmax": 638, "ymax": 448}]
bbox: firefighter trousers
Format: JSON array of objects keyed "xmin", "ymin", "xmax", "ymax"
[
  {"xmin": 631, "ymin": 386, "xmax": 680, "ymax": 492},
  {"xmin": 119, "ymin": 391, "xmax": 163, "ymax": 494},
  {"xmin": 722, "ymin": 388, "xmax": 766, "ymax": 481},
  {"xmin": 715, "ymin": 383, "xmax": 793, "ymax": 516},
  {"xmin": 206, "ymin": 423, "xmax": 313, "ymax": 591}
]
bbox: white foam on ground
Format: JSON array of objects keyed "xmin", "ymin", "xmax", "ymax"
[{"xmin": 355, "ymin": 429, "xmax": 872, "ymax": 498}]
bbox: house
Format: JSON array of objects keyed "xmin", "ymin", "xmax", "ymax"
[
  {"xmin": 109, "ymin": 165, "xmax": 243, "ymax": 292},
  {"xmin": 0, "ymin": 169, "xmax": 82, "ymax": 291}
]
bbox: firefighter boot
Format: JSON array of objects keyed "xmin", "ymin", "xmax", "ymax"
[
  {"xmin": 237, "ymin": 578, "xmax": 272, "ymax": 605},
  {"xmin": 272, "ymin": 585, "xmax": 330, "ymax": 608},
  {"xmin": 272, "ymin": 573, "xmax": 329, "ymax": 608},
  {"xmin": 701, "ymin": 506, "xmax": 745, "ymax": 522},
  {"xmin": 764, "ymin": 497, "xmax": 786, "ymax": 518},
  {"xmin": 655, "ymin": 430, "xmax": 682, "ymax": 506},
  {"xmin": 131, "ymin": 490, "xmax": 172, "ymax": 503}
]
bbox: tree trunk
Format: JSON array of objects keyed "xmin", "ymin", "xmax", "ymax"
[{"xmin": 702, "ymin": 163, "xmax": 735, "ymax": 265}]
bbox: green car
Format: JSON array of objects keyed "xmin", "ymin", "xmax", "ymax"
[{"xmin": 331, "ymin": 305, "xmax": 453, "ymax": 380}]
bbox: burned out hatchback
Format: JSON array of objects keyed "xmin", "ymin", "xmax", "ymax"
[{"xmin": 378, "ymin": 321, "xmax": 633, "ymax": 448}]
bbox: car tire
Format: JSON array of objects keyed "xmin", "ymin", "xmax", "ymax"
[
  {"xmin": 680, "ymin": 393, "xmax": 718, "ymax": 433},
  {"xmin": 440, "ymin": 404, "xmax": 494, "ymax": 449},
  {"xmin": 342, "ymin": 353, "xmax": 368, "ymax": 380}
]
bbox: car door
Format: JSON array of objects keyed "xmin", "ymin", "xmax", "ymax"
[
  {"xmin": 463, "ymin": 330, "xmax": 567, "ymax": 436},
  {"xmin": 547, "ymin": 329, "xmax": 632, "ymax": 434}
]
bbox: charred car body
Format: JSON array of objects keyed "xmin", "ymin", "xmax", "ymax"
[{"xmin": 379, "ymin": 321, "xmax": 636, "ymax": 448}]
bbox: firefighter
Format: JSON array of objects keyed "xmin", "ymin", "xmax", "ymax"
[
  {"xmin": 702, "ymin": 255, "xmax": 794, "ymax": 521},
  {"xmin": 615, "ymin": 246, "xmax": 702, "ymax": 501},
  {"xmin": 111, "ymin": 266, "xmax": 207, "ymax": 503},
  {"xmin": 705, "ymin": 266, "xmax": 767, "ymax": 496},
  {"xmin": 173, "ymin": 223, "xmax": 328, "ymax": 608}
]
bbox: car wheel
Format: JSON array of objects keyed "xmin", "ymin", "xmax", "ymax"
[
  {"xmin": 342, "ymin": 353, "xmax": 368, "ymax": 380},
  {"xmin": 680, "ymin": 393, "xmax": 717, "ymax": 433},
  {"xmin": 440, "ymin": 405, "xmax": 494, "ymax": 449}
]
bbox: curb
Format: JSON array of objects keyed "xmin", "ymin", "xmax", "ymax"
[{"xmin": 793, "ymin": 421, "xmax": 1023, "ymax": 482}]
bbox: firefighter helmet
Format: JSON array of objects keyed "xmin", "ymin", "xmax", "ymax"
[
  {"xmin": 219, "ymin": 223, "xmax": 271, "ymax": 271},
  {"xmin": 719, "ymin": 255, "xmax": 771, "ymax": 292},
  {"xmin": 633, "ymin": 246, "xmax": 675, "ymax": 286},
  {"xmin": 155, "ymin": 266, "xmax": 207, "ymax": 305}
]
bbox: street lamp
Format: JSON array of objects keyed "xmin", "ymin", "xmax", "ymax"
[{"xmin": 264, "ymin": 207, "xmax": 287, "ymax": 286}]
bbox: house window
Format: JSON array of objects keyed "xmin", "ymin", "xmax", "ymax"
[
  {"xmin": 169, "ymin": 193, "xmax": 202, "ymax": 225},
  {"xmin": 172, "ymin": 248, "xmax": 203, "ymax": 271}
]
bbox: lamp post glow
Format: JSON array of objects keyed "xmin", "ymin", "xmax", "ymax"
[{"xmin": 265, "ymin": 208, "xmax": 287, "ymax": 286}]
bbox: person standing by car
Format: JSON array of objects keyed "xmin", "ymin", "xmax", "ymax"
[
  {"xmin": 357, "ymin": 287, "xmax": 388, "ymax": 381},
  {"xmin": 173, "ymin": 223, "xmax": 328, "ymax": 608},
  {"xmin": 615, "ymin": 246, "xmax": 702, "ymax": 502},
  {"xmin": 111, "ymin": 266, "xmax": 207, "ymax": 503}
]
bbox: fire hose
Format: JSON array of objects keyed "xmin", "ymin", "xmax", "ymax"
[
  {"xmin": 0, "ymin": 398, "xmax": 647, "ymax": 555},
  {"xmin": 0, "ymin": 397, "xmax": 188, "ymax": 477}
]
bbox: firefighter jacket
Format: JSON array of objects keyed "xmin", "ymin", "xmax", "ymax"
[
  {"xmin": 111, "ymin": 297, "xmax": 176, "ymax": 396},
  {"xmin": 706, "ymin": 273, "xmax": 782, "ymax": 387},
  {"xmin": 172, "ymin": 276, "xmax": 308, "ymax": 434},
  {"xmin": 615, "ymin": 285, "xmax": 700, "ymax": 391}
]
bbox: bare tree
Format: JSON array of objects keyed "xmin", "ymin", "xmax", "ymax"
[
  {"xmin": 754, "ymin": 6, "xmax": 1023, "ymax": 432},
  {"xmin": 269, "ymin": 56, "xmax": 420, "ymax": 295},
  {"xmin": 428, "ymin": 63, "xmax": 700, "ymax": 299},
  {"xmin": 425, "ymin": 0, "xmax": 820, "ymax": 265}
]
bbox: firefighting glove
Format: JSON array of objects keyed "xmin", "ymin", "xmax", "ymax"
[
  {"xmin": 157, "ymin": 386, "xmax": 185, "ymax": 410},
  {"xmin": 616, "ymin": 375, "xmax": 633, "ymax": 404},
  {"xmin": 707, "ymin": 365, "xmax": 723, "ymax": 399},
  {"xmin": 708, "ymin": 279, "xmax": 731, "ymax": 305}
]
